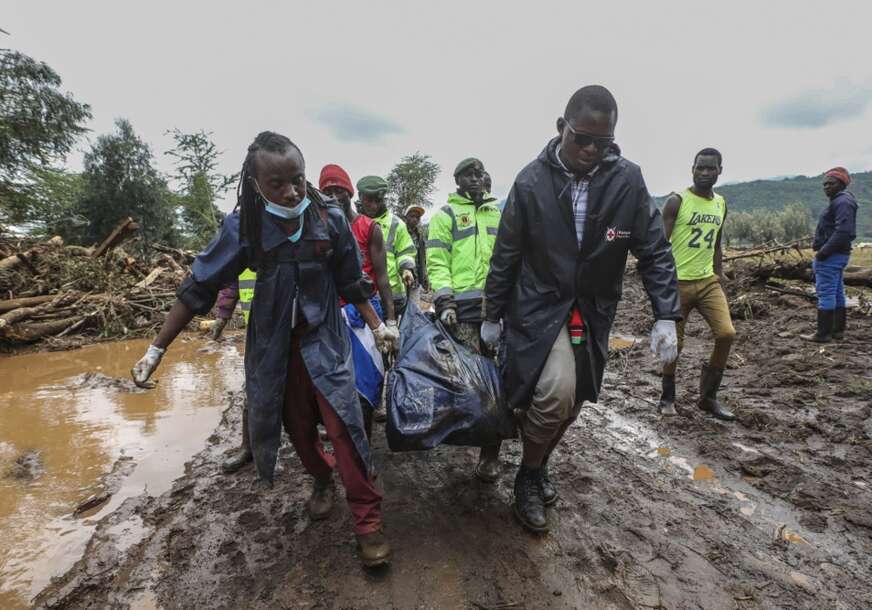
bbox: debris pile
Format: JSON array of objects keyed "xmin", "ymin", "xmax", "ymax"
[{"xmin": 0, "ymin": 218, "xmax": 198, "ymax": 351}]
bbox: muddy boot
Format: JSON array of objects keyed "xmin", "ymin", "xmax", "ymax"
[
  {"xmin": 355, "ymin": 528, "xmax": 392, "ymax": 568},
  {"xmin": 306, "ymin": 477, "xmax": 335, "ymax": 521},
  {"xmin": 540, "ymin": 463, "xmax": 558, "ymax": 507},
  {"xmin": 697, "ymin": 365, "xmax": 735, "ymax": 422},
  {"xmin": 658, "ymin": 375, "xmax": 678, "ymax": 417},
  {"xmin": 221, "ymin": 408, "xmax": 253, "ymax": 473},
  {"xmin": 800, "ymin": 309, "xmax": 834, "ymax": 343},
  {"xmin": 513, "ymin": 466, "xmax": 548, "ymax": 533},
  {"xmin": 832, "ymin": 307, "xmax": 846, "ymax": 340},
  {"xmin": 474, "ymin": 443, "xmax": 501, "ymax": 483}
]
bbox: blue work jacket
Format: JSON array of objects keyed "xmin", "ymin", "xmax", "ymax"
[{"xmin": 176, "ymin": 198, "xmax": 373, "ymax": 482}]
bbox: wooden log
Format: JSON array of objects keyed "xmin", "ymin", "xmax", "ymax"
[
  {"xmin": 135, "ymin": 267, "xmax": 163, "ymax": 288},
  {"xmin": 0, "ymin": 294, "xmax": 57, "ymax": 313},
  {"xmin": 0, "ymin": 236, "xmax": 64, "ymax": 270},
  {"xmin": 4, "ymin": 316, "xmax": 83, "ymax": 342},
  {"xmin": 91, "ymin": 217, "xmax": 140, "ymax": 258}
]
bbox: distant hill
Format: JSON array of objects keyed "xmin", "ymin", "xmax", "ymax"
[{"xmin": 655, "ymin": 171, "xmax": 872, "ymax": 239}]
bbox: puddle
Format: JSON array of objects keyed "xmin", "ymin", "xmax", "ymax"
[{"xmin": 0, "ymin": 335, "xmax": 244, "ymax": 609}]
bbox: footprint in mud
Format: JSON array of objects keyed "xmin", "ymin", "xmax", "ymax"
[{"xmin": 237, "ymin": 510, "xmax": 266, "ymax": 529}]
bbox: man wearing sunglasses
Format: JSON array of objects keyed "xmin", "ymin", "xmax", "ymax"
[{"xmin": 483, "ymin": 85, "xmax": 681, "ymax": 533}]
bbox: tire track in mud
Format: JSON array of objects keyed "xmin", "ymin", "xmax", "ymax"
[{"xmin": 35, "ymin": 274, "xmax": 872, "ymax": 609}]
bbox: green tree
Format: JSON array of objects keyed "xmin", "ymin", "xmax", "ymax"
[
  {"xmin": 75, "ymin": 118, "xmax": 179, "ymax": 247},
  {"xmin": 165, "ymin": 129, "xmax": 238, "ymax": 249},
  {"xmin": 386, "ymin": 152, "xmax": 440, "ymax": 216},
  {"xmin": 0, "ymin": 49, "xmax": 91, "ymax": 230}
]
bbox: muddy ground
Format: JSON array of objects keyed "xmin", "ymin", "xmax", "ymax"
[{"xmin": 34, "ymin": 271, "xmax": 872, "ymax": 610}]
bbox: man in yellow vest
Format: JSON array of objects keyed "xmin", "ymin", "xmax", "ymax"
[
  {"xmin": 356, "ymin": 176, "xmax": 417, "ymax": 315},
  {"xmin": 211, "ymin": 269, "xmax": 258, "ymax": 472},
  {"xmin": 427, "ymin": 157, "xmax": 503, "ymax": 481},
  {"xmin": 659, "ymin": 148, "xmax": 736, "ymax": 421}
]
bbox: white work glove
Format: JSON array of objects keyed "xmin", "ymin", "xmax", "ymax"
[
  {"xmin": 372, "ymin": 321, "xmax": 399, "ymax": 355},
  {"xmin": 440, "ymin": 308, "xmax": 457, "ymax": 327},
  {"xmin": 131, "ymin": 344, "xmax": 165, "ymax": 387},
  {"xmin": 650, "ymin": 320, "xmax": 678, "ymax": 366},
  {"xmin": 401, "ymin": 269, "xmax": 416, "ymax": 288},
  {"xmin": 480, "ymin": 320, "xmax": 502, "ymax": 350}
]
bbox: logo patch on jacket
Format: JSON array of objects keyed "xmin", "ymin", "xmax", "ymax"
[
  {"xmin": 605, "ymin": 227, "xmax": 631, "ymax": 242},
  {"xmin": 457, "ymin": 213, "xmax": 473, "ymax": 228}
]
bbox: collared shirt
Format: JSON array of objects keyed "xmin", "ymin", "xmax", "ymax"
[{"xmin": 556, "ymin": 145, "xmax": 598, "ymax": 248}]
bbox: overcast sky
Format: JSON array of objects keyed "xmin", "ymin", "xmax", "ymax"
[{"xmin": 6, "ymin": 1, "xmax": 872, "ymax": 213}]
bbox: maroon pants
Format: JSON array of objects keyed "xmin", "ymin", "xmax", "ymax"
[{"xmin": 282, "ymin": 334, "xmax": 383, "ymax": 534}]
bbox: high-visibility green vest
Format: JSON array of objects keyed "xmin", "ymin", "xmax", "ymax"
[
  {"xmin": 426, "ymin": 192, "xmax": 500, "ymax": 312},
  {"xmin": 238, "ymin": 268, "xmax": 257, "ymax": 324},
  {"xmin": 670, "ymin": 188, "xmax": 726, "ymax": 281},
  {"xmin": 372, "ymin": 210, "xmax": 417, "ymax": 296}
]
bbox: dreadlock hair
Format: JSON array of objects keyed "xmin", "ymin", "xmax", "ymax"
[
  {"xmin": 236, "ymin": 131, "xmax": 324, "ymax": 260},
  {"xmin": 694, "ymin": 147, "xmax": 723, "ymax": 167}
]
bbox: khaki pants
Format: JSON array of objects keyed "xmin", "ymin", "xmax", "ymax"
[
  {"xmin": 663, "ymin": 275, "xmax": 736, "ymax": 376},
  {"xmin": 523, "ymin": 331, "xmax": 582, "ymax": 446}
]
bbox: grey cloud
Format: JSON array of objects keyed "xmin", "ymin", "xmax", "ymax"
[
  {"xmin": 308, "ymin": 103, "xmax": 404, "ymax": 143},
  {"xmin": 760, "ymin": 85, "xmax": 872, "ymax": 128}
]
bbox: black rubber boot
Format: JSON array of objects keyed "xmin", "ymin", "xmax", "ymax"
[
  {"xmin": 306, "ymin": 477, "xmax": 335, "ymax": 521},
  {"xmin": 513, "ymin": 466, "xmax": 548, "ymax": 533},
  {"xmin": 801, "ymin": 309, "xmax": 834, "ymax": 343},
  {"xmin": 474, "ymin": 443, "xmax": 501, "ymax": 483},
  {"xmin": 658, "ymin": 375, "xmax": 678, "ymax": 416},
  {"xmin": 221, "ymin": 408, "xmax": 253, "ymax": 473},
  {"xmin": 540, "ymin": 463, "xmax": 558, "ymax": 507},
  {"xmin": 698, "ymin": 364, "xmax": 735, "ymax": 422},
  {"xmin": 832, "ymin": 307, "xmax": 846, "ymax": 340}
]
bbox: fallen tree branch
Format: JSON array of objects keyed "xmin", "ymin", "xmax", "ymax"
[
  {"xmin": 0, "ymin": 294, "xmax": 58, "ymax": 313},
  {"xmin": 0, "ymin": 236, "xmax": 63, "ymax": 270},
  {"xmin": 764, "ymin": 282, "xmax": 816, "ymax": 301},
  {"xmin": 724, "ymin": 238, "xmax": 810, "ymax": 262}
]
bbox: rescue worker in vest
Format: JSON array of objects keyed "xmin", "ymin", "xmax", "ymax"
[
  {"xmin": 210, "ymin": 270, "xmax": 259, "ymax": 474},
  {"xmin": 427, "ymin": 157, "xmax": 504, "ymax": 481},
  {"xmin": 484, "ymin": 86, "xmax": 680, "ymax": 533},
  {"xmin": 320, "ymin": 164, "xmax": 397, "ymax": 435},
  {"xmin": 357, "ymin": 176, "xmax": 417, "ymax": 315},
  {"xmin": 659, "ymin": 148, "xmax": 737, "ymax": 421},
  {"xmin": 131, "ymin": 132, "xmax": 398, "ymax": 567},
  {"xmin": 404, "ymin": 203, "xmax": 428, "ymax": 291}
]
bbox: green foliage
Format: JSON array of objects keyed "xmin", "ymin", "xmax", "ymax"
[
  {"xmin": 723, "ymin": 203, "xmax": 812, "ymax": 246},
  {"xmin": 386, "ymin": 152, "xmax": 440, "ymax": 216},
  {"xmin": 0, "ymin": 48, "xmax": 91, "ymax": 230},
  {"xmin": 75, "ymin": 119, "xmax": 179, "ymax": 248},
  {"xmin": 0, "ymin": 167, "xmax": 86, "ymax": 238},
  {"xmin": 165, "ymin": 129, "xmax": 238, "ymax": 249}
]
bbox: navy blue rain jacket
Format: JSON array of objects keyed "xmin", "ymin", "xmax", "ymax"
[
  {"xmin": 176, "ymin": 198, "xmax": 373, "ymax": 482},
  {"xmin": 813, "ymin": 190, "xmax": 858, "ymax": 259}
]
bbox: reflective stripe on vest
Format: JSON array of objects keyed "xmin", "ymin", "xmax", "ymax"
[
  {"xmin": 238, "ymin": 268, "xmax": 257, "ymax": 325},
  {"xmin": 386, "ymin": 217, "xmax": 399, "ymax": 253}
]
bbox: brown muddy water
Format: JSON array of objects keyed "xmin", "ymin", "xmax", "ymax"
[{"xmin": 0, "ymin": 334, "xmax": 244, "ymax": 609}]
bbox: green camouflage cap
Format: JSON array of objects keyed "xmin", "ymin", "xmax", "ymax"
[
  {"xmin": 356, "ymin": 175, "xmax": 388, "ymax": 196},
  {"xmin": 454, "ymin": 157, "xmax": 484, "ymax": 177}
]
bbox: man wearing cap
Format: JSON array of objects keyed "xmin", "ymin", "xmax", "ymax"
[
  {"xmin": 357, "ymin": 175, "xmax": 418, "ymax": 315},
  {"xmin": 320, "ymin": 164, "xmax": 398, "ymax": 433},
  {"xmin": 404, "ymin": 203, "xmax": 428, "ymax": 291},
  {"xmin": 803, "ymin": 166, "xmax": 858, "ymax": 342},
  {"xmin": 427, "ymin": 157, "xmax": 503, "ymax": 481}
]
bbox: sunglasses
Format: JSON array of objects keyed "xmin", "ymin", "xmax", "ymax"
[{"xmin": 563, "ymin": 120, "xmax": 614, "ymax": 150}]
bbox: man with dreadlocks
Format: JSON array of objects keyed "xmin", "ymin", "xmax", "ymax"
[{"xmin": 131, "ymin": 131, "xmax": 397, "ymax": 567}]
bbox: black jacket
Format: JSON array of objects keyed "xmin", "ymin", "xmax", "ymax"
[
  {"xmin": 485, "ymin": 138, "xmax": 680, "ymax": 409},
  {"xmin": 813, "ymin": 190, "xmax": 857, "ymax": 258}
]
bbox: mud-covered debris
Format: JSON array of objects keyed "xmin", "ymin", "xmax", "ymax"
[{"xmin": 6, "ymin": 449, "xmax": 44, "ymax": 481}]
